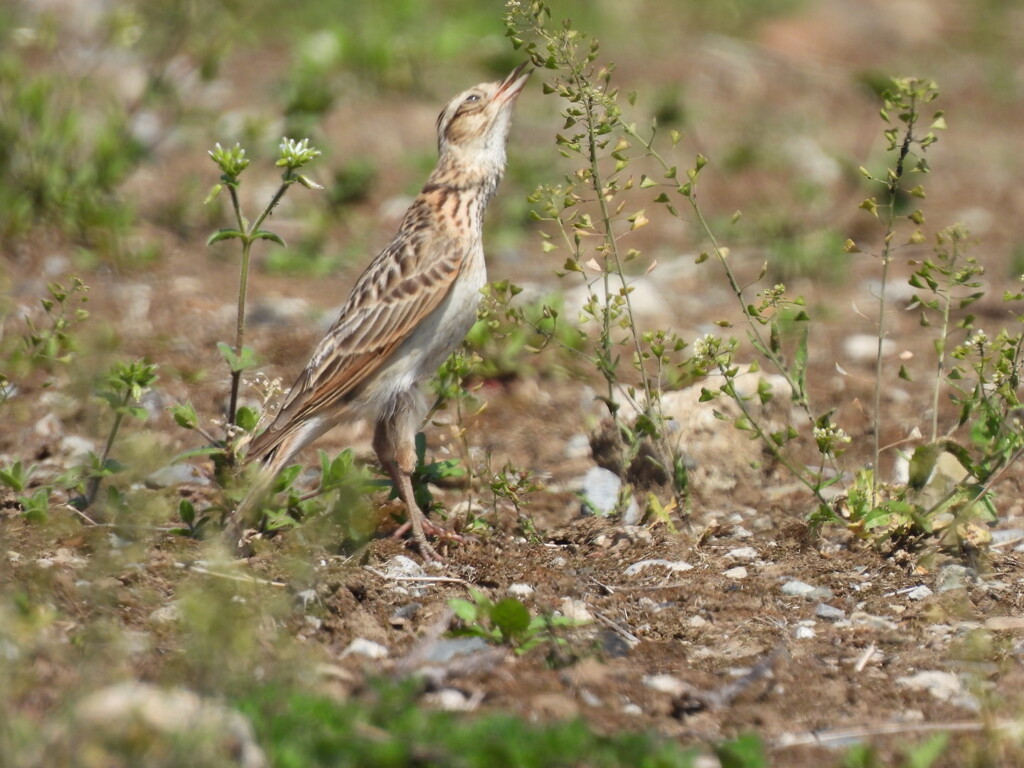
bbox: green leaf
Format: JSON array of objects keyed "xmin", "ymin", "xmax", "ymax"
[
  {"xmin": 715, "ymin": 733, "xmax": 767, "ymax": 768},
  {"xmin": 179, "ymin": 498, "xmax": 195, "ymax": 525},
  {"xmin": 449, "ymin": 598, "xmax": 479, "ymax": 624},
  {"xmin": 171, "ymin": 445, "xmax": 227, "ymax": 462},
  {"xmin": 203, "ymin": 183, "xmax": 224, "ymax": 205},
  {"xmin": 236, "ymin": 406, "xmax": 259, "ymax": 432},
  {"xmin": 207, "ymin": 228, "xmax": 244, "ymax": 245},
  {"xmin": 793, "ymin": 326, "xmax": 809, "ymax": 397},
  {"xmin": 859, "ymin": 198, "xmax": 879, "ymax": 218},
  {"xmin": 908, "ymin": 443, "xmax": 941, "ymax": 490},
  {"xmin": 171, "ymin": 402, "xmax": 198, "ymax": 430},
  {"xmin": 491, "ymin": 598, "xmax": 531, "ymax": 642},
  {"xmin": 253, "ymin": 230, "xmax": 286, "ymax": 247},
  {"xmin": 905, "ymin": 733, "xmax": 949, "ymax": 768}
]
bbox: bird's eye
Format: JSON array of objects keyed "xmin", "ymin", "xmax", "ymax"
[{"xmin": 464, "ymin": 94, "xmax": 481, "ymax": 104}]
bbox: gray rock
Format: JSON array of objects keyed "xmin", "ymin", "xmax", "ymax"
[
  {"xmin": 146, "ymin": 463, "xmax": 210, "ymax": 489},
  {"xmin": 391, "ymin": 602, "xmax": 422, "ymax": 623},
  {"xmin": 849, "ymin": 612, "xmax": 900, "ymax": 631},
  {"xmin": 726, "ymin": 546, "xmax": 758, "ymax": 561},
  {"xmin": 723, "ymin": 566, "xmax": 748, "ymax": 580},
  {"xmin": 422, "ymin": 688, "xmax": 480, "ymax": 711},
  {"xmin": 904, "ymin": 585, "xmax": 933, "ymax": 601},
  {"xmin": 815, "ymin": 603, "xmax": 845, "ymax": 621},
  {"xmin": 780, "ymin": 580, "xmax": 833, "ymax": 601},
  {"xmin": 794, "ymin": 623, "xmax": 817, "ymax": 639},
  {"xmin": 341, "ymin": 638, "xmax": 389, "ymax": 659},
  {"xmin": 937, "ymin": 564, "xmax": 973, "ymax": 592},
  {"xmin": 580, "ymin": 466, "xmax": 640, "ymax": 523},
  {"xmin": 565, "ymin": 433, "xmax": 592, "ymax": 460},
  {"xmin": 643, "ymin": 674, "xmax": 687, "ymax": 696},
  {"xmin": 896, "ymin": 671, "xmax": 977, "ymax": 710},
  {"xmin": 423, "ymin": 636, "xmax": 491, "ymax": 664},
  {"xmin": 624, "ymin": 559, "xmax": 694, "ymax": 578},
  {"xmin": 990, "ymin": 529, "xmax": 1024, "ymax": 547},
  {"xmin": 60, "ymin": 435, "xmax": 97, "ymax": 463},
  {"xmin": 149, "ymin": 602, "xmax": 182, "ymax": 625},
  {"xmin": 385, "ymin": 555, "xmax": 429, "ymax": 596}
]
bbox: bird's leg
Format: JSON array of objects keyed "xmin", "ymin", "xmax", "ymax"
[{"xmin": 373, "ymin": 397, "xmax": 444, "ymax": 561}]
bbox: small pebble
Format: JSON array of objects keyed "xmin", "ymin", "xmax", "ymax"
[
  {"xmin": 643, "ymin": 674, "xmax": 687, "ymax": 696},
  {"xmin": 508, "ymin": 583, "xmax": 535, "ymax": 597},
  {"xmin": 149, "ymin": 603, "xmax": 182, "ymax": 625},
  {"xmin": 780, "ymin": 580, "xmax": 833, "ymax": 601},
  {"xmin": 895, "ymin": 670, "xmax": 970, "ymax": 705},
  {"xmin": 422, "ymin": 688, "xmax": 478, "ymax": 712},
  {"xmin": 560, "ymin": 597, "xmax": 594, "ymax": 623},
  {"xmin": 904, "ymin": 585, "xmax": 933, "ymax": 601},
  {"xmin": 815, "ymin": 603, "xmax": 845, "ymax": 621},
  {"xmin": 341, "ymin": 638, "xmax": 389, "ymax": 660},
  {"xmin": 423, "ymin": 637, "xmax": 490, "ymax": 664},
  {"xmin": 726, "ymin": 546, "xmax": 758, "ymax": 561},
  {"xmin": 985, "ymin": 616, "xmax": 1024, "ymax": 632},
  {"xmin": 624, "ymin": 559, "xmax": 694, "ymax": 577},
  {"xmin": 794, "ymin": 621, "xmax": 817, "ymax": 639},
  {"xmin": 937, "ymin": 564, "xmax": 972, "ymax": 592},
  {"xmin": 723, "ymin": 566, "xmax": 748, "ymax": 580},
  {"xmin": 849, "ymin": 612, "xmax": 899, "ymax": 632}
]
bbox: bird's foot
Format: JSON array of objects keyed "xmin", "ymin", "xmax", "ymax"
[{"xmin": 391, "ymin": 517, "xmax": 465, "ymax": 562}]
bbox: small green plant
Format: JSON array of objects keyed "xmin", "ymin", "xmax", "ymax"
[
  {"xmin": 237, "ymin": 680, "xmax": 701, "ymax": 768},
  {"xmin": 506, "ymin": 3, "xmax": 696, "ymax": 519},
  {"xmin": 170, "ymin": 498, "xmax": 210, "ymax": 538},
  {"xmin": 0, "ymin": 277, "xmax": 90, "ymax": 403},
  {"xmin": 0, "ymin": 462, "xmax": 48, "ymax": 523},
  {"xmin": 841, "ymin": 733, "xmax": 948, "ymax": 768},
  {"xmin": 449, "ymin": 588, "xmax": 583, "ymax": 655},
  {"xmin": 508, "ymin": 3, "xmax": 1023, "ymax": 556},
  {"xmin": 81, "ymin": 359, "xmax": 159, "ymax": 509},
  {"xmin": 206, "ymin": 137, "xmax": 322, "ymax": 438}
]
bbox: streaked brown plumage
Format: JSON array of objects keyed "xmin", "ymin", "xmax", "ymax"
[{"xmin": 227, "ymin": 64, "xmax": 530, "ymax": 559}]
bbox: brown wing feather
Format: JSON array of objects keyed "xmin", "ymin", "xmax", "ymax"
[{"xmin": 247, "ymin": 220, "xmax": 464, "ymax": 462}]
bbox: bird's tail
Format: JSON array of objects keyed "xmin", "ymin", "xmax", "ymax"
[{"xmin": 223, "ymin": 416, "xmax": 329, "ymax": 547}]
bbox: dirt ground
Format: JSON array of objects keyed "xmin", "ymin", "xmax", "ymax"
[{"xmin": 4, "ymin": 1, "xmax": 1024, "ymax": 765}]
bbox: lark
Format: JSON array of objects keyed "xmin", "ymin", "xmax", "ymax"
[{"xmin": 226, "ymin": 63, "xmax": 531, "ymax": 559}]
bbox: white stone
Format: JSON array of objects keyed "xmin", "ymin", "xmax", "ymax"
[
  {"xmin": 341, "ymin": 638, "xmax": 389, "ymax": 660},
  {"xmin": 642, "ymin": 674, "xmax": 687, "ymax": 696},
  {"xmin": 726, "ymin": 546, "xmax": 758, "ymax": 561},
  {"xmin": 624, "ymin": 559, "xmax": 694, "ymax": 577}
]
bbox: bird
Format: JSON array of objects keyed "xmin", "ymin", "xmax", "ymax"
[{"xmin": 226, "ymin": 63, "xmax": 531, "ymax": 559}]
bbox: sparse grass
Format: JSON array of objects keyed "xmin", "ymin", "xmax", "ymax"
[
  {"xmin": 4, "ymin": 2, "xmax": 1024, "ymax": 767},
  {"xmin": 237, "ymin": 681, "xmax": 703, "ymax": 768}
]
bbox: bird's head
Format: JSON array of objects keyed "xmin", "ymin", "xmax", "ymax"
[{"xmin": 434, "ymin": 63, "xmax": 531, "ymax": 174}]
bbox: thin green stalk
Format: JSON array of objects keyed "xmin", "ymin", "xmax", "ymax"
[
  {"xmin": 225, "ymin": 172, "xmax": 295, "ymax": 428},
  {"xmin": 575, "ymin": 84, "xmax": 655, "ymax": 412},
  {"xmin": 872, "ymin": 125, "xmax": 915, "ymax": 494},
  {"xmin": 930, "ymin": 253, "xmax": 956, "ymax": 445},
  {"xmin": 717, "ymin": 363, "xmax": 831, "ymax": 509},
  {"xmin": 84, "ymin": 391, "xmax": 129, "ymax": 507}
]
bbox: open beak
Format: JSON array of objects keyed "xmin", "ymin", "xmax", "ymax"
[{"xmin": 494, "ymin": 61, "xmax": 532, "ymax": 104}]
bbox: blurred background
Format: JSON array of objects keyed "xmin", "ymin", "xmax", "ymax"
[
  {"xmin": 3, "ymin": 0, "xmax": 1022, "ymax": 281},
  {"xmin": 2, "ymin": 0, "xmax": 1023, "ymax": 439}
]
